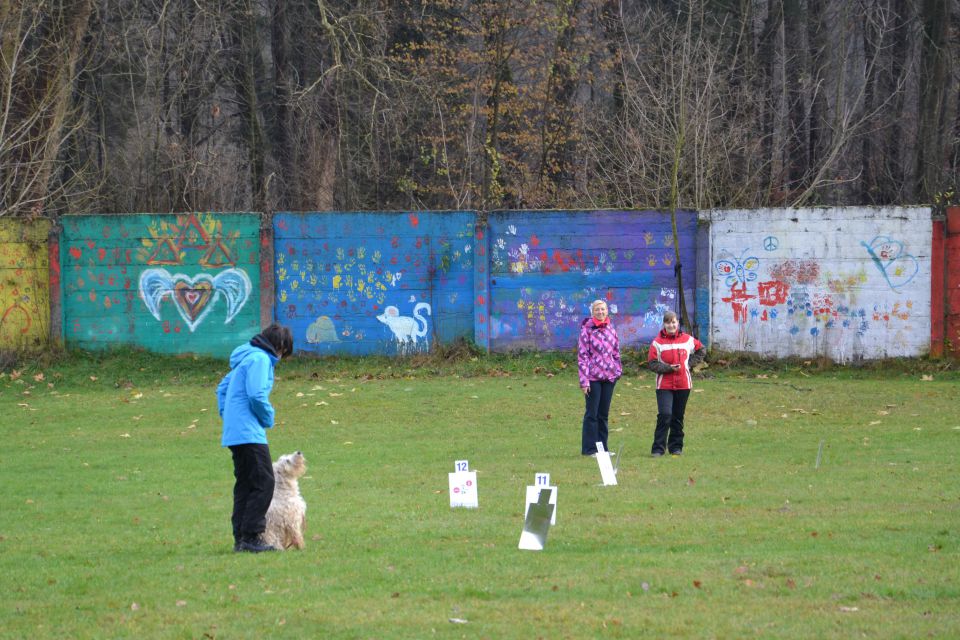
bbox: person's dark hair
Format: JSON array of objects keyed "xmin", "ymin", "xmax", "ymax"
[{"xmin": 261, "ymin": 323, "xmax": 294, "ymax": 358}]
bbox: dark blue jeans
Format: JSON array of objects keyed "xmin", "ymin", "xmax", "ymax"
[
  {"xmin": 229, "ymin": 443, "xmax": 275, "ymax": 542},
  {"xmin": 582, "ymin": 379, "xmax": 616, "ymax": 455},
  {"xmin": 652, "ymin": 389, "xmax": 691, "ymax": 454}
]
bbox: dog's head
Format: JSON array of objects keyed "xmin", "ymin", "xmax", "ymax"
[{"xmin": 274, "ymin": 450, "xmax": 307, "ymax": 479}]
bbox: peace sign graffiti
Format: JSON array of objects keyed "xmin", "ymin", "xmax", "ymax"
[{"xmin": 763, "ymin": 236, "xmax": 778, "ymax": 251}]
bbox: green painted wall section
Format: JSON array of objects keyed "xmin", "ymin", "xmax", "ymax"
[
  {"xmin": 0, "ymin": 220, "xmax": 51, "ymax": 349},
  {"xmin": 61, "ymin": 213, "xmax": 261, "ymax": 357}
]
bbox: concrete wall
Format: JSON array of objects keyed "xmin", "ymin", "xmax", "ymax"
[
  {"xmin": 483, "ymin": 210, "xmax": 699, "ymax": 352},
  {"xmin": 0, "ymin": 220, "xmax": 50, "ymax": 349},
  {"xmin": 61, "ymin": 213, "xmax": 261, "ymax": 357},
  {"xmin": 707, "ymin": 207, "xmax": 932, "ymax": 361},
  {"xmin": 273, "ymin": 212, "xmax": 475, "ymax": 355}
]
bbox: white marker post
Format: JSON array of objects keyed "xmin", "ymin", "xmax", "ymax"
[
  {"xmin": 449, "ymin": 460, "xmax": 478, "ymax": 508},
  {"xmin": 596, "ymin": 442, "xmax": 617, "ymax": 486},
  {"xmin": 518, "ymin": 487, "xmax": 554, "ymax": 551},
  {"xmin": 524, "ymin": 473, "xmax": 557, "ymax": 525}
]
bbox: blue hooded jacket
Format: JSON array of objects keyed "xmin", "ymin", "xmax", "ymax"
[{"xmin": 217, "ymin": 341, "xmax": 279, "ymax": 446}]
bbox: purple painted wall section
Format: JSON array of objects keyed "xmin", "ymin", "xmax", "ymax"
[
  {"xmin": 485, "ymin": 210, "xmax": 698, "ymax": 351},
  {"xmin": 274, "ymin": 212, "xmax": 475, "ymax": 355}
]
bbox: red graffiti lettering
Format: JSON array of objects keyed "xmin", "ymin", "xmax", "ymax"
[
  {"xmin": 758, "ymin": 281, "xmax": 789, "ymax": 306},
  {"xmin": 721, "ymin": 283, "xmax": 755, "ymax": 324}
]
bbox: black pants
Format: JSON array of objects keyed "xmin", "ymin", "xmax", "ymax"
[
  {"xmin": 582, "ymin": 379, "xmax": 616, "ymax": 455},
  {"xmin": 229, "ymin": 444, "xmax": 275, "ymax": 542},
  {"xmin": 652, "ymin": 389, "xmax": 691, "ymax": 454}
]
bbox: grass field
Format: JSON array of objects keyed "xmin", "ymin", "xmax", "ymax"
[{"xmin": 1, "ymin": 350, "xmax": 958, "ymax": 639}]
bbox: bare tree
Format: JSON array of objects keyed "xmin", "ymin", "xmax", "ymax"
[{"xmin": 0, "ymin": 0, "xmax": 95, "ymax": 218}]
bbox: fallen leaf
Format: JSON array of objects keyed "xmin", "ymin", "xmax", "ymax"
[
  {"xmin": 869, "ymin": 420, "xmax": 881, "ymax": 425},
  {"xmin": 921, "ymin": 375, "xmax": 933, "ymax": 381},
  {"xmin": 687, "ymin": 476, "xmax": 695, "ymax": 486},
  {"xmin": 120, "ymin": 433, "xmax": 131, "ymax": 438},
  {"xmin": 693, "ymin": 580, "xmax": 702, "ymax": 588},
  {"xmin": 33, "ymin": 373, "xmax": 44, "ymax": 382},
  {"xmin": 176, "ymin": 600, "xmax": 187, "ymax": 607},
  {"xmin": 786, "ymin": 579, "xmax": 796, "ymax": 589},
  {"xmin": 329, "ymin": 392, "xmax": 343, "ymax": 397},
  {"xmin": 839, "ymin": 606, "xmax": 858, "ymax": 612},
  {"xmin": 449, "ymin": 618, "xmax": 468, "ymax": 624},
  {"xmin": 89, "ymin": 376, "xmax": 98, "ymax": 381},
  {"xmin": 130, "ymin": 602, "xmax": 140, "ymax": 611}
]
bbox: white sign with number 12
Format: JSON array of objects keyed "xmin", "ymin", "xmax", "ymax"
[{"xmin": 449, "ymin": 460, "xmax": 478, "ymax": 508}]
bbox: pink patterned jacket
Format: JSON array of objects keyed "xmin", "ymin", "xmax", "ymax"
[{"xmin": 577, "ymin": 317, "xmax": 622, "ymax": 388}]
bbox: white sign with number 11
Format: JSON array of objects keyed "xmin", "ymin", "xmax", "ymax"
[{"xmin": 525, "ymin": 472, "xmax": 557, "ymax": 525}]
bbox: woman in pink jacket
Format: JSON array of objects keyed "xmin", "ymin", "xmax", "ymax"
[
  {"xmin": 577, "ymin": 300, "xmax": 622, "ymax": 456},
  {"xmin": 647, "ymin": 311, "xmax": 705, "ymax": 457}
]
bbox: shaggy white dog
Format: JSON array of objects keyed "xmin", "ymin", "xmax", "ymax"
[{"xmin": 263, "ymin": 451, "xmax": 307, "ymax": 550}]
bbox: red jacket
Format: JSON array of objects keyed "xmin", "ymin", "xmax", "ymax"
[{"xmin": 648, "ymin": 330, "xmax": 705, "ymax": 390}]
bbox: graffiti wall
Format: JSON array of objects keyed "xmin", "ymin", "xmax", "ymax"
[
  {"xmin": 274, "ymin": 212, "xmax": 475, "ymax": 355},
  {"xmin": 708, "ymin": 207, "xmax": 932, "ymax": 361},
  {"xmin": 0, "ymin": 220, "xmax": 50, "ymax": 349},
  {"xmin": 484, "ymin": 210, "xmax": 698, "ymax": 351},
  {"xmin": 61, "ymin": 213, "xmax": 261, "ymax": 356}
]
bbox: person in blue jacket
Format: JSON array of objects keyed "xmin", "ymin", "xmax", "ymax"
[{"xmin": 217, "ymin": 323, "xmax": 294, "ymax": 553}]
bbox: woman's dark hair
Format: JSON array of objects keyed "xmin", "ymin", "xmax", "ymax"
[{"xmin": 262, "ymin": 323, "xmax": 294, "ymax": 358}]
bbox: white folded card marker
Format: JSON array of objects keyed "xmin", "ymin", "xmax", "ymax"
[
  {"xmin": 524, "ymin": 472, "xmax": 557, "ymax": 525},
  {"xmin": 449, "ymin": 459, "xmax": 478, "ymax": 508},
  {"xmin": 596, "ymin": 442, "xmax": 618, "ymax": 486},
  {"xmin": 518, "ymin": 487, "xmax": 554, "ymax": 551}
]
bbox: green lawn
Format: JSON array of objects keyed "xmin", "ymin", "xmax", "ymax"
[{"xmin": 1, "ymin": 353, "xmax": 958, "ymax": 639}]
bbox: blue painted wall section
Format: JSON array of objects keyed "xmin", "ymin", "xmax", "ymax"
[
  {"xmin": 485, "ymin": 210, "xmax": 698, "ymax": 351},
  {"xmin": 274, "ymin": 212, "xmax": 475, "ymax": 355}
]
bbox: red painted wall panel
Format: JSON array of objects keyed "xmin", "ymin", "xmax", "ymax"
[{"xmin": 945, "ymin": 207, "xmax": 960, "ymax": 357}]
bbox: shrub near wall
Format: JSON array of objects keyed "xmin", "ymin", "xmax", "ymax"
[
  {"xmin": 707, "ymin": 207, "xmax": 932, "ymax": 361},
  {"xmin": 0, "ymin": 219, "xmax": 50, "ymax": 350},
  {"xmin": 484, "ymin": 210, "xmax": 699, "ymax": 351},
  {"xmin": 274, "ymin": 212, "xmax": 475, "ymax": 355},
  {"xmin": 61, "ymin": 213, "xmax": 261, "ymax": 357}
]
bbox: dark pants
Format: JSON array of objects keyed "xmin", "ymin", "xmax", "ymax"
[
  {"xmin": 582, "ymin": 379, "xmax": 616, "ymax": 455},
  {"xmin": 229, "ymin": 444, "xmax": 275, "ymax": 542},
  {"xmin": 652, "ymin": 389, "xmax": 691, "ymax": 454}
]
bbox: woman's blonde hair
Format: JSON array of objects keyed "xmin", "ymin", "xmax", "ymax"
[{"xmin": 590, "ymin": 299, "xmax": 607, "ymax": 313}]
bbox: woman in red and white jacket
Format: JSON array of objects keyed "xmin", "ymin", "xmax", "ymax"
[{"xmin": 647, "ymin": 311, "xmax": 705, "ymax": 457}]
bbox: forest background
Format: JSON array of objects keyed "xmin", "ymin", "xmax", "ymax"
[{"xmin": 1, "ymin": 0, "xmax": 958, "ymax": 220}]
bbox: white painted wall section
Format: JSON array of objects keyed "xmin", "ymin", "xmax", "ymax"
[{"xmin": 707, "ymin": 207, "xmax": 931, "ymax": 361}]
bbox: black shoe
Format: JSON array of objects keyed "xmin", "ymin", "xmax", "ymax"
[
  {"xmin": 238, "ymin": 536, "xmax": 277, "ymax": 553},
  {"xmin": 651, "ymin": 452, "xmax": 663, "ymax": 458},
  {"xmin": 669, "ymin": 450, "xmax": 682, "ymax": 456}
]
